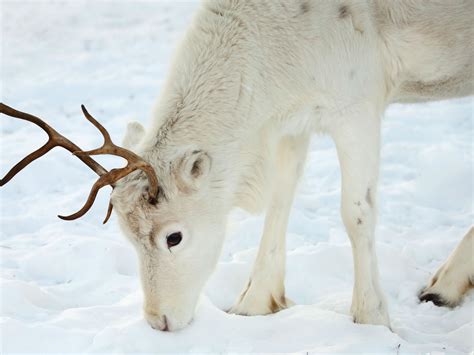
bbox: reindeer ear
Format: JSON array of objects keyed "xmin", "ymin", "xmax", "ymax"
[
  {"xmin": 187, "ymin": 151, "xmax": 211, "ymax": 180},
  {"xmin": 122, "ymin": 121, "xmax": 145, "ymax": 150},
  {"xmin": 176, "ymin": 150, "xmax": 211, "ymax": 191}
]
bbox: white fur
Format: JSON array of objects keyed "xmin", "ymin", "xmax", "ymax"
[{"xmin": 110, "ymin": 0, "xmax": 473, "ymax": 331}]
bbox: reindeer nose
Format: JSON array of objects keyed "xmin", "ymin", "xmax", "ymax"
[{"xmin": 144, "ymin": 312, "xmax": 169, "ymax": 331}]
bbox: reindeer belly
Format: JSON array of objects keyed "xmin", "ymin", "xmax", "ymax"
[{"xmin": 396, "ymin": 63, "xmax": 473, "ymax": 103}]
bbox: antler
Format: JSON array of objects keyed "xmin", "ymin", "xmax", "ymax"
[
  {"xmin": 60, "ymin": 105, "xmax": 160, "ymax": 221},
  {"xmin": 0, "ymin": 103, "xmax": 159, "ymax": 223}
]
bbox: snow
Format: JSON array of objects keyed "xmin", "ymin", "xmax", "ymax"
[{"xmin": 1, "ymin": 1, "xmax": 472, "ymax": 353}]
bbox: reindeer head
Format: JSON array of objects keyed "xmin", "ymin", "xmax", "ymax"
[
  {"xmin": 0, "ymin": 104, "xmax": 227, "ymax": 331},
  {"xmin": 112, "ymin": 122, "xmax": 229, "ymax": 331}
]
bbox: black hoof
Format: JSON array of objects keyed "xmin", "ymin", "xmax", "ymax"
[{"xmin": 419, "ymin": 292, "xmax": 448, "ymax": 307}]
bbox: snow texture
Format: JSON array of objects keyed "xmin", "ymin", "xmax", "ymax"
[{"xmin": 1, "ymin": 1, "xmax": 472, "ymax": 353}]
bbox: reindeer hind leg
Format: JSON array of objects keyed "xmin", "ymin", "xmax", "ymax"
[{"xmin": 419, "ymin": 227, "xmax": 474, "ymax": 307}]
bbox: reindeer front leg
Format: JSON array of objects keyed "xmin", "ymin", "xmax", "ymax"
[
  {"xmin": 332, "ymin": 112, "xmax": 390, "ymax": 327},
  {"xmin": 229, "ymin": 134, "xmax": 310, "ymax": 316}
]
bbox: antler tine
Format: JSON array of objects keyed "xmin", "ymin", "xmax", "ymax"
[
  {"xmin": 1, "ymin": 103, "xmax": 55, "ymax": 137},
  {"xmin": 58, "ymin": 170, "xmax": 114, "ymax": 221},
  {"xmin": 1, "ymin": 142, "xmax": 54, "ymax": 186},
  {"xmin": 80, "ymin": 104, "xmax": 113, "ymax": 146},
  {"xmin": 75, "ymin": 105, "xmax": 160, "ymax": 202},
  {"xmin": 103, "ymin": 201, "xmax": 114, "ymax": 224}
]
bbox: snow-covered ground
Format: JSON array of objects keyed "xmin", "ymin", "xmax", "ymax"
[{"xmin": 1, "ymin": 1, "xmax": 472, "ymax": 353}]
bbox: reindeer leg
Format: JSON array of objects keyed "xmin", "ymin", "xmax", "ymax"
[
  {"xmin": 419, "ymin": 227, "xmax": 473, "ymax": 307},
  {"xmin": 332, "ymin": 112, "xmax": 390, "ymax": 327},
  {"xmin": 229, "ymin": 134, "xmax": 310, "ymax": 316}
]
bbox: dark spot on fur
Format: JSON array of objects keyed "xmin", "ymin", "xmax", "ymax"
[
  {"xmin": 300, "ymin": 1, "xmax": 309, "ymax": 14},
  {"xmin": 162, "ymin": 315, "xmax": 169, "ymax": 331},
  {"xmin": 354, "ymin": 201, "xmax": 361, "ymax": 206},
  {"xmin": 270, "ymin": 295, "xmax": 280, "ymax": 313},
  {"xmin": 148, "ymin": 233, "xmax": 156, "ymax": 247},
  {"xmin": 146, "ymin": 184, "xmax": 165, "ymax": 204},
  {"xmin": 357, "ymin": 218, "xmax": 363, "ymax": 225},
  {"xmin": 209, "ymin": 7, "xmax": 224, "ymax": 17},
  {"xmin": 462, "ymin": 278, "xmax": 473, "ymax": 294},
  {"xmin": 339, "ymin": 5, "xmax": 350, "ymax": 19},
  {"xmin": 365, "ymin": 188, "xmax": 372, "ymax": 206},
  {"xmin": 239, "ymin": 279, "xmax": 251, "ymax": 301},
  {"xmin": 419, "ymin": 292, "xmax": 449, "ymax": 307}
]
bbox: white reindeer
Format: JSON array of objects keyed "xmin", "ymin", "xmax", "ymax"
[{"xmin": 1, "ymin": 0, "xmax": 472, "ymax": 332}]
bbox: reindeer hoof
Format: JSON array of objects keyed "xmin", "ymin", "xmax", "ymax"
[
  {"xmin": 418, "ymin": 290, "xmax": 449, "ymax": 307},
  {"xmin": 351, "ymin": 299, "xmax": 391, "ymax": 327}
]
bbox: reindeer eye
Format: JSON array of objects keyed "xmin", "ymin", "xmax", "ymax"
[{"xmin": 166, "ymin": 232, "xmax": 182, "ymax": 248}]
